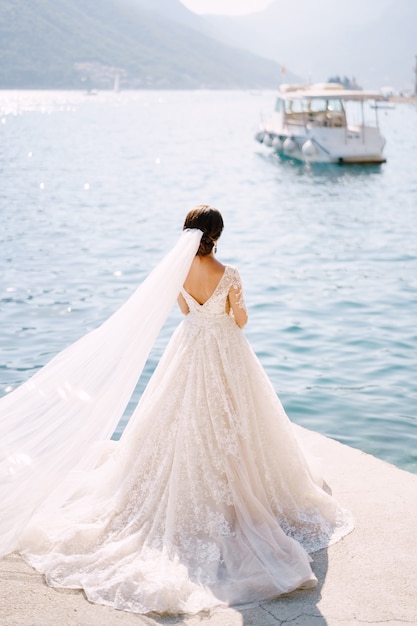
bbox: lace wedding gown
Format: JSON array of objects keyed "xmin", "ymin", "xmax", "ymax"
[{"xmin": 20, "ymin": 265, "xmax": 353, "ymax": 615}]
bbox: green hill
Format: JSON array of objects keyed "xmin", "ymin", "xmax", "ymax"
[{"xmin": 0, "ymin": 0, "xmax": 281, "ymax": 89}]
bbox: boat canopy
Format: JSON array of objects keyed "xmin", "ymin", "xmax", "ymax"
[{"xmin": 279, "ymin": 83, "xmax": 385, "ymax": 101}]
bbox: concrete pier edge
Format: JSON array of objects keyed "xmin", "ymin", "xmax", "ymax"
[{"xmin": 1, "ymin": 426, "xmax": 416, "ymax": 626}]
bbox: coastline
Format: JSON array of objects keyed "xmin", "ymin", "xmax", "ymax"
[
  {"xmin": 1, "ymin": 426, "xmax": 416, "ymax": 626},
  {"xmin": 389, "ymin": 95, "xmax": 417, "ymax": 105}
]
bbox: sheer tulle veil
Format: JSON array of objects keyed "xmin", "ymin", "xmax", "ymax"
[{"xmin": 0, "ymin": 228, "xmax": 203, "ymax": 557}]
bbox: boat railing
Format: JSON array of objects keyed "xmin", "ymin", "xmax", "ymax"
[
  {"xmin": 284, "ymin": 110, "xmax": 347, "ymax": 129},
  {"xmin": 306, "ymin": 111, "xmax": 346, "ymax": 128},
  {"xmin": 284, "ymin": 112, "xmax": 306, "ymax": 126}
]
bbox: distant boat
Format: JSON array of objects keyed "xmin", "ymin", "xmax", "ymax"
[{"xmin": 255, "ymin": 83, "xmax": 387, "ymax": 164}]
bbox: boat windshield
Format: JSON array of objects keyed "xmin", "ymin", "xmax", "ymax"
[
  {"xmin": 308, "ymin": 98, "xmax": 344, "ymax": 113},
  {"xmin": 283, "ymin": 97, "xmax": 346, "ymax": 128},
  {"xmin": 275, "ymin": 98, "xmax": 283, "ymax": 112}
]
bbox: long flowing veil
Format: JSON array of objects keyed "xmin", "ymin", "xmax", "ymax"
[{"xmin": 0, "ymin": 228, "xmax": 203, "ymax": 557}]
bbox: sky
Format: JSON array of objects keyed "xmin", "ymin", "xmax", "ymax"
[{"xmin": 180, "ymin": 0, "xmax": 274, "ymax": 15}]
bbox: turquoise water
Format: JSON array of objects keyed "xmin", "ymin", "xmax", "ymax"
[{"xmin": 1, "ymin": 90, "xmax": 416, "ymax": 473}]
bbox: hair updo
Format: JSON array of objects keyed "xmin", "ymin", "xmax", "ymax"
[{"xmin": 183, "ymin": 205, "xmax": 224, "ymax": 256}]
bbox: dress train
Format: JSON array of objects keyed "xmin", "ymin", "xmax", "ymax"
[{"xmin": 19, "ymin": 265, "xmax": 353, "ymax": 614}]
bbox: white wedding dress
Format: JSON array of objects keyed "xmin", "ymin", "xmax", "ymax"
[{"xmin": 19, "ymin": 263, "xmax": 353, "ymax": 615}]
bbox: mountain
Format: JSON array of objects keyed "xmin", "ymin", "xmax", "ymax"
[
  {"xmin": 0, "ymin": 0, "xmax": 282, "ymax": 89},
  {"xmin": 126, "ymin": 0, "xmax": 205, "ymax": 30},
  {"xmin": 2, "ymin": 0, "xmax": 413, "ymax": 91},
  {"xmin": 131, "ymin": 0, "xmax": 300, "ymax": 83},
  {"xmin": 200, "ymin": 0, "xmax": 417, "ymax": 90}
]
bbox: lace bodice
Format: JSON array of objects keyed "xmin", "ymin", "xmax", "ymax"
[{"xmin": 180, "ymin": 265, "xmax": 246, "ymax": 323}]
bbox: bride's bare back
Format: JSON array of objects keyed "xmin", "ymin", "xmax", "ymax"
[
  {"xmin": 184, "ymin": 255, "xmax": 225, "ymax": 304},
  {"xmin": 179, "ymin": 254, "xmax": 248, "ymax": 328}
]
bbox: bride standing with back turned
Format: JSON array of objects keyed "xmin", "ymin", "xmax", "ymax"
[{"xmin": 1, "ymin": 205, "xmax": 353, "ymax": 615}]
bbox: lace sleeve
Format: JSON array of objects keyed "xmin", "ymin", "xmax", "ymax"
[{"xmin": 228, "ymin": 267, "xmax": 248, "ymax": 328}]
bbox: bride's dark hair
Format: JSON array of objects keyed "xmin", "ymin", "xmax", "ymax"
[{"xmin": 183, "ymin": 205, "xmax": 224, "ymax": 256}]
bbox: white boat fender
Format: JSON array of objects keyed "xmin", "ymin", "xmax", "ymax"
[
  {"xmin": 263, "ymin": 133, "xmax": 273, "ymax": 147},
  {"xmin": 283, "ymin": 137, "xmax": 297, "ymax": 154},
  {"xmin": 301, "ymin": 140, "xmax": 318, "ymax": 158},
  {"xmin": 272, "ymin": 136, "xmax": 283, "ymax": 150},
  {"xmin": 255, "ymin": 130, "xmax": 265, "ymax": 143}
]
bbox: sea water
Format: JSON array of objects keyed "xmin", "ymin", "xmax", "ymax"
[{"xmin": 0, "ymin": 90, "xmax": 416, "ymax": 473}]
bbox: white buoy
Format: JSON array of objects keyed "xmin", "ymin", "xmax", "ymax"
[
  {"xmin": 272, "ymin": 136, "xmax": 283, "ymax": 150},
  {"xmin": 301, "ymin": 140, "xmax": 317, "ymax": 158},
  {"xmin": 283, "ymin": 137, "xmax": 297, "ymax": 154}
]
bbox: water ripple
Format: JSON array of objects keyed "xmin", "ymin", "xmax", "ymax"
[{"xmin": 0, "ymin": 89, "xmax": 416, "ymax": 473}]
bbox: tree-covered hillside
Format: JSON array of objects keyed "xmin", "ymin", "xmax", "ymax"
[{"xmin": 0, "ymin": 0, "xmax": 281, "ymax": 89}]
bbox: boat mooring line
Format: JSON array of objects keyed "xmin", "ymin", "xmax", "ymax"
[{"xmin": 310, "ymin": 137, "xmax": 332, "ymax": 156}]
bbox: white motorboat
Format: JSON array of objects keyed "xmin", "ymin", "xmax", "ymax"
[{"xmin": 256, "ymin": 83, "xmax": 387, "ymax": 164}]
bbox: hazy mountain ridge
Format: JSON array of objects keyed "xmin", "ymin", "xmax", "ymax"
[
  {"xmin": 2, "ymin": 0, "xmax": 412, "ymax": 91},
  {"xmin": 199, "ymin": 0, "xmax": 416, "ymax": 90},
  {"xmin": 0, "ymin": 0, "xmax": 283, "ymax": 89}
]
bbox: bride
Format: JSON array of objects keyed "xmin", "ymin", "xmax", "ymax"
[{"xmin": 0, "ymin": 205, "xmax": 353, "ymax": 615}]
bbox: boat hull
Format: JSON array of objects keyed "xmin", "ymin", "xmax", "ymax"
[{"xmin": 256, "ymin": 127, "xmax": 386, "ymax": 164}]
